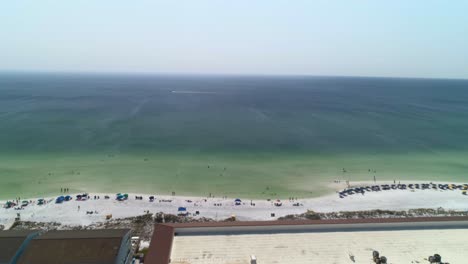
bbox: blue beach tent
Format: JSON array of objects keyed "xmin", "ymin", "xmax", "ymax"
[
  {"xmin": 56, "ymin": 196, "xmax": 65, "ymax": 204},
  {"xmin": 178, "ymin": 207, "xmax": 188, "ymax": 216}
]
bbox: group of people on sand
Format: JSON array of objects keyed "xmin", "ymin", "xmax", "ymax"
[{"xmin": 60, "ymin": 188, "xmax": 70, "ymax": 193}]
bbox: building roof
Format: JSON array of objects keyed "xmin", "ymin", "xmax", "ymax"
[
  {"xmin": 16, "ymin": 229, "xmax": 131, "ymax": 264},
  {"xmin": 145, "ymin": 216, "xmax": 468, "ymax": 264},
  {"xmin": 170, "ymin": 228, "xmax": 468, "ymax": 264},
  {"xmin": 0, "ymin": 230, "xmax": 38, "ymax": 264},
  {"xmin": 36, "ymin": 229, "xmax": 130, "ymax": 239},
  {"xmin": 163, "ymin": 216, "xmax": 468, "ymax": 228},
  {"xmin": 144, "ymin": 225, "xmax": 174, "ymax": 264}
]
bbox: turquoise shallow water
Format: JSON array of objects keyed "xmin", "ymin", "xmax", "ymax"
[{"xmin": 1, "ymin": 73, "xmax": 468, "ymax": 199}]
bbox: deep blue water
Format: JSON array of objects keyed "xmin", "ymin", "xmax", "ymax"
[{"xmin": 1, "ymin": 73, "xmax": 468, "ymax": 155}]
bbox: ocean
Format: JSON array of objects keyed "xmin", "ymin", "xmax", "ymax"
[{"xmin": 1, "ymin": 73, "xmax": 468, "ymax": 199}]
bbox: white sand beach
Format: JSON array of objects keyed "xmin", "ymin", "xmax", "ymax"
[{"xmin": 1, "ymin": 181, "xmax": 467, "ymax": 229}]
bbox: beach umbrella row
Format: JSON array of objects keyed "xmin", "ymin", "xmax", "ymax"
[
  {"xmin": 55, "ymin": 195, "xmax": 72, "ymax": 204},
  {"xmin": 4, "ymin": 199, "xmax": 49, "ymax": 208}
]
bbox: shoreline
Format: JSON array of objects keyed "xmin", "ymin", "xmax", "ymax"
[
  {"xmin": 4, "ymin": 178, "xmax": 467, "ymax": 201},
  {"xmin": 1, "ymin": 180, "xmax": 468, "ymax": 229},
  {"xmin": 3, "ymin": 151, "xmax": 468, "ymax": 201}
]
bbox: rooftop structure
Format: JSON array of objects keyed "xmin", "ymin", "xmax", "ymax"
[
  {"xmin": 146, "ymin": 217, "xmax": 468, "ymax": 264},
  {"xmin": 0, "ymin": 230, "xmax": 38, "ymax": 264},
  {"xmin": 16, "ymin": 229, "xmax": 132, "ymax": 264}
]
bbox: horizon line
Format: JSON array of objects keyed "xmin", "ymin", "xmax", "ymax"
[{"xmin": 1, "ymin": 69, "xmax": 467, "ymax": 81}]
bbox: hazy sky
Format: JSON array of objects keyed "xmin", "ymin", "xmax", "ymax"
[{"xmin": 1, "ymin": 1, "xmax": 468, "ymax": 78}]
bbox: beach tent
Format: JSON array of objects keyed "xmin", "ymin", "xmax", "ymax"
[
  {"xmin": 5, "ymin": 201, "xmax": 16, "ymax": 208},
  {"xmin": 21, "ymin": 201, "xmax": 29, "ymax": 207},
  {"xmin": 235, "ymin": 198, "xmax": 242, "ymax": 205},
  {"xmin": 56, "ymin": 196, "xmax": 65, "ymax": 204},
  {"xmin": 178, "ymin": 207, "xmax": 188, "ymax": 216},
  {"xmin": 116, "ymin": 193, "xmax": 128, "ymax": 201},
  {"xmin": 274, "ymin": 199, "xmax": 282, "ymax": 207},
  {"xmin": 65, "ymin": 195, "xmax": 72, "ymax": 201},
  {"xmin": 37, "ymin": 199, "xmax": 45, "ymax": 205}
]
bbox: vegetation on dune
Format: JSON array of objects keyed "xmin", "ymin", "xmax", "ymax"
[{"xmin": 278, "ymin": 208, "xmax": 468, "ymax": 221}]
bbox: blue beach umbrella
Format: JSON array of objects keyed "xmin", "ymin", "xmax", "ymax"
[{"xmin": 56, "ymin": 196, "xmax": 65, "ymax": 204}]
